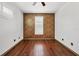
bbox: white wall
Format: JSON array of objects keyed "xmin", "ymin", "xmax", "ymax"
[
  {"xmin": 0, "ymin": 2, "xmax": 23, "ymax": 55},
  {"xmin": 55, "ymin": 2, "xmax": 79, "ymax": 54}
]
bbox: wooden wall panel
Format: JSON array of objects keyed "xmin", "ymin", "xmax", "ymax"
[{"xmin": 24, "ymin": 13, "xmax": 55, "ymax": 39}]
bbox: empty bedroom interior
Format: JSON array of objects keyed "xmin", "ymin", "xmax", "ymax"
[{"xmin": 0, "ymin": 2, "xmax": 79, "ymax": 56}]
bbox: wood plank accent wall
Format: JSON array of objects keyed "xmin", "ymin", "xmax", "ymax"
[{"xmin": 23, "ymin": 13, "xmax": 55, "ymax": 39}]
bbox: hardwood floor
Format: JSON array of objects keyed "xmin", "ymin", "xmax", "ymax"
[{"xmin": 5, "ymin": 39, "xmax": 76, "ymax": 56}]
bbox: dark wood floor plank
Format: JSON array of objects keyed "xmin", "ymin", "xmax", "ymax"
[{"xmin": 5, "ymin": 39, "xmax": 76, "ymax": 56}]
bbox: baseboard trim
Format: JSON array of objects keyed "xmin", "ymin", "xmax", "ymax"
[
  {"xmin": 1, "ymin": 39, "xmax": 23, "ymax": 56},
  {"xmin": 55, "ymin": 39, "xmax": 79, "ymax": 56},
  {"xmin": 2, "ymin": 39, "xmax": 78, "ymax": 56},
  {"xmin": 24, "ymin": 38, "xmax": 55, "ymax": 40}
]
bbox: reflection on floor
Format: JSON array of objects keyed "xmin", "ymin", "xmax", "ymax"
[{"xmin": 5, "ymin": 39, "xmax": 76, "ymax": 56}]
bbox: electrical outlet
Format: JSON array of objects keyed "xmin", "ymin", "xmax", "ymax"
[
  {"xmin": 19, "ymin": 37, "xmax": 20, "ymax": 39},
  {"xmin": 71, "ymin": 42, "xmax": 73, "ymax": 46},
  {"xmin": 14, "ymin": 39, "xmax": 16, "ymax": 42},
  {"xmin": 62, "ymin": 38, "xmax": 64, "ymax": 41}
]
